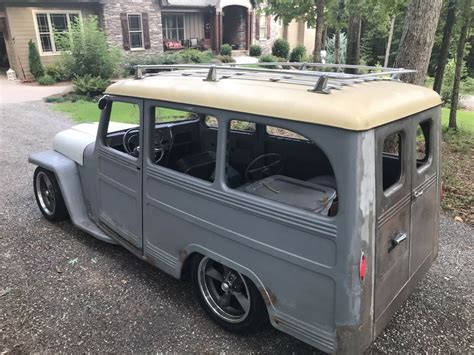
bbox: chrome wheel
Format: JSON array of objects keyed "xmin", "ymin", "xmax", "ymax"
[
  {"xmin": 197, "ymin": 257, "xmax": 251, "ymax": 323},
  {"xmin": 35, "ymin": 171, "xmax": 56, "ymax": 216}
]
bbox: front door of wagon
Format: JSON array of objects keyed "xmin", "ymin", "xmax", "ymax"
[
  {"xmin": 374, "ymin": 121, "xmax": 412, "ymax": 333},
  {"xmin": 410, "ymin": 112, "xmax": 440, "ymax": 276},
  {"xmin": 97, "ymin": 98, "xmax": 143, "ymax": 250}
]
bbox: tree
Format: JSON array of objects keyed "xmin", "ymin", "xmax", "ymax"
[
  {"xmin": 394, "ymin": 0, "xmax": 443, "ymax": 85},
  {"xmin": 28, "ymin": 40, "xmax": 44, "ymax": 80},
  {"xmin": 433, "ymin": 0, "xmax": 458, "ymax": 94},
  {"xmin": 314, "ymin": 0, "xmax": 326, "ymax": 62},
  {"xmin": 449, "ymin": 0, "xmax": 472, "ymax": 129},
  {"xmin": 257, "ymin": 0, "xmax": 327, "ymax": 62},
  {"xmin": 345, "ymin": 1, "xmax": 362, "ymax": 69}
]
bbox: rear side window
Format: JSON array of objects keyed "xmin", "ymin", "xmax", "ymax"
[
  {"xmin": 416, "ymin": 120, "xmax": 431, "ymax": 168},
  {"xmin": 382, "ymin": 132, "xmax": 402, "ymax": 191}
]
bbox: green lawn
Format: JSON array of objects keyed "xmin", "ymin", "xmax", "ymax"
[
  {"xmin": 51, "ymin": 100, "xmax": 188, "ymax": 124},
  {"xmin": 441, "ymin": 107, "xmax": 474, "ymax": 132}
]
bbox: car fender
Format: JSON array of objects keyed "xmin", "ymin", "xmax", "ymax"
[{"xmin": 29, "ymin": 150, "xmax": 116, "ymax": 244}]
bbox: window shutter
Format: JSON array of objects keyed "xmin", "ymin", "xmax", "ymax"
[
  {"xmin": 266, "ymin": 15, "xmax": 271, "ymax": 39},
  {"xmin": 120, "ymin": 13, "xmax": 130, "ymax": 50},
  {"xmin": 142, "ymin": 13, "xmax": 151, "ymax": 49},
  {"xmin": 255, "ymin": 15, "xmax": 260, "ymax": 40}
]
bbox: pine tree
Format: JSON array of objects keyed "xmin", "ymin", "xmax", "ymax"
[{"xmin": 28, "ymin": 40, "xmax": 44, "ymax": 80}]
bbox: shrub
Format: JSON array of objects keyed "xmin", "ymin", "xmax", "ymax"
[
  {"xmin": 249, "ymin": 44, "xmax": 262, "ymax": 57},
  {"xmin": 272, "ymin": 38, "xmax": 290, "ymax": 59},
  {"xmin": 65, "ymin": 16, "xmax": 122, "ymax": 79},
  {"xmin": 215, "ymin": 55, "xmax": 236, "ymax": 63},
  {"xmin": 326, "ymin": 32, "xmax": 347, "ymax": 64},
  {"xmin": 73, "ymin": 74, "xmax": 110, "ymax": 98},
  {"xmin": 45, "ymin": 55, "xmax": 74, "ymax": 82},
  {"xmin": 220, "ymin": 43, "xmax": 232, "ymax": 56},
  {"xmin": 289, "ymin": 44, "xmax": 306, "ymax": 62},
  {"xmin": 179, "ymin": 49, "xmax": 214, "ymax": 64},
  {"xmin": 259, "ymin": 54, "xmax": 279, "ymax": 69},
  {"xmin": 37, "ymin": 74, "xmax": 56, "ymax": 85},
  {"xmin": 28, "ymin": 40, "xmax": 44, "ymax": 80}
]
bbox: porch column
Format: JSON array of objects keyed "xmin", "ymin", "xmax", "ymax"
[
  {"xmin": 247, "ymin": 9, "xmax": 252, "ymax": 50},
  {"xmin": 214, "ymin": 11, "xmax": 222, "ymax": 51}
]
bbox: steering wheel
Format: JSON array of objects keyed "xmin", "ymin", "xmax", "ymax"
[
  {"xmin": 245, "ymin": 153, "xmax": 283, "ymax": 182},
  {"xmin": 123, "ymin": 128, "xmax": 140, "ymax": 156}
]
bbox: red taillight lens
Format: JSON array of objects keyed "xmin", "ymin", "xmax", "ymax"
[{"xmin": 359, "ymin": 253, "xmax": 366, "ymax": 281}]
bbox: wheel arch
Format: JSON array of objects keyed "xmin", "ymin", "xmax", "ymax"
[
  {"xmin": 29, "ymin": 150, "xmax": 116, "ymax": 244},
  {"xmin": 178, "ymin": 244, "xmax": 277, "ymax": 311}
]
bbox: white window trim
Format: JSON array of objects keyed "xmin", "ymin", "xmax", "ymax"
[
  {"xmin": 259, "ymin": 15, "xmax": 267, "ymax": 40},
  {"xmin": 32, "ymin": 10, "xmax": 82, "ymax": 56},
  {"xmin": 162, "ymin": 13, "xmax": 186, "ymax": 41},
  {"xmin": 127, "ymin": 13, "xmax": 145, "ymax": 51}
]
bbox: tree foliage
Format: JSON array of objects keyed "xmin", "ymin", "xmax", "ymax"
[{"xmin": 28, "ymin": 40, "xmax": 44, "ymax": 80}]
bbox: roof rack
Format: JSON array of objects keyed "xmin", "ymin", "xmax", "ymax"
[{"xmin": 133, "ymin": 63, "xmax": 416, "ymax": 94}]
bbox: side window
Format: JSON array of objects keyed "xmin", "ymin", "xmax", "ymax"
[
  {"xmin": 105, "ymin": 101, "xmax": 141, "ymax": 157},
  {"xmin": 151, "ymin": 106, "xmax": 217, "ymax": 183},
  {"xmin": 416, "ymin": 120, "xmax": 431, "ymax": 168},
  {"xmin": 226, "ymin": 120, "xmax": 338, "ymax": 216},
  {"xmin": 205, "ymin": 116, "xmax": 218, "ymax": 128},
  {"xmin": 230, "ymin": 120, "xmax": 256, "ymax": 132},
  {"xmin": 382, "ymin": 132, "xmax": 402, "ymax": 191}
]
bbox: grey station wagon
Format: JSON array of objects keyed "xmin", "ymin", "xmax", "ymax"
[{"xmin": 29, "ymin": 63, "xmax": 442, "ymax": 353}]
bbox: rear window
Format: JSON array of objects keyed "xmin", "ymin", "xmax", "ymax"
[
  {"xmin": 382, "ymin": 132, "xmax": 402, "ymax": 191},
  {"xmin": 416, "ymin": 120, "xmax": 431, "ymax": 168}
]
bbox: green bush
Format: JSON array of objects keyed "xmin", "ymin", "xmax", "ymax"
[
  {"xmin": 220, "ymin": 43, "xmax": 232, "ymax": 56},
  {"xmin": 289, "ymin": 44, "xmax": 306, "ymax": 62},
  {"xmin": 326, "ymin": 32, "xmax": 347, "ymax": 64},
  {"xmin": 73, "ymin": 74, "xmax": 110, "ymax": 98},
  {"xmin": 259, "ymin": 54, "xmax": 279, "ymax": 69},
  {"xmin": 64, "ymin": 16, "xmax": 122, "ymax": 79},
  {"xmin": 272, "ymin": 38, "xmax": 290, "ymax": 59},
  {"xmin": 249, "ymin": 44, "xmax": 262, "ymax": 57},
  {"xmin": 179, "ymin": 49, "xmax": 214, "ymax": 64},
  {"xmin": 45, "ymin": 55, "xmax": 74, "ymax": 81},
  {"xmin": 215, "ymin": 55, "xmax": 236, "ymax": 63},
  {"xmin": 37, "ymin": 74, "xmax": 56, "ymax": 85},
  {"xmin": 28, "ymin": 40, "xmax": 44, "ymax": 80}
]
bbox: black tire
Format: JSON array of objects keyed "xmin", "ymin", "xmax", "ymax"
[
  {"xmin": 33, "ymin": 167, "xmax": 69, "ymax": 222},
  {"xmin": 191, "ymin": 254, "xmax": 268, "ymax": 334}
]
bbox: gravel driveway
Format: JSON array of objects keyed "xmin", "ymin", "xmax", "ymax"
[{"xmin": 0, "ymin": 101, "xmax": 472, "ymax": 353}]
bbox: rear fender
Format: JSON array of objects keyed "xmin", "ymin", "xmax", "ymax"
[{"xmin": 28, "ymin": 150, "xmax": 116, "ymax": 244}]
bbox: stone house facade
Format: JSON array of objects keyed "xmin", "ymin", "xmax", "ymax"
[{"xmin": 0, "ymin": 0, "xmax": 278, "ymax": 80}]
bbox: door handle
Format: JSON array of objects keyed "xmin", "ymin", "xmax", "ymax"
[
  {"xmin": 413, "ymin": 190, "xmax": 424, "ymax": 199},
  {"xmin": 391, "ymin": 233, "xmax": 408, "ymax": 248}
]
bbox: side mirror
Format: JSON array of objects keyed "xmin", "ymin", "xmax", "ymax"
[{"xmin": 98, "ymin": 96, "xmax": 108, "ymax": 110}]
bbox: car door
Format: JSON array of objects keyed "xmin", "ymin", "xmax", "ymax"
[
  {"xmin": 97, "ymin": 97, "xmax": 143, "ymax": 250},
  {"xmin": 410, "ymin": 111, "xmax": 440, "ymax": 276},
  {"xmin": 374, "ymin": 120, "xmax": 412, "ymax": 333}
]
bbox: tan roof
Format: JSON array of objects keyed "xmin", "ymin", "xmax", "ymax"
[{"xmin": 105, "ymin": 75, "xmax": 441, "ymax": 131}]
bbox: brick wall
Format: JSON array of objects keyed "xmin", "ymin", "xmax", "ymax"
[{"xmin": 100, "ymin": 0, "xmax": 164, "ymax": 56}]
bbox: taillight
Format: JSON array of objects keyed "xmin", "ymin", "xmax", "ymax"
[{"xmin": 359, "ymin": 253, "xmax": 366, "ymax": 281}]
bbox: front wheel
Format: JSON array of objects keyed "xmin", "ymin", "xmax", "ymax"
[
  {"xmin": 191, "ymin": 255, "xmax": 268, "ymax": 333},
  {"xmin": 33, "ymin": 167, "xmax": 69, "ymax": 222}
]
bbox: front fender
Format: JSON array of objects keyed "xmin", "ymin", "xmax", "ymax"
[{"xmin": 29, "ymin": 150, "xmax": 116, "ymax": 244}]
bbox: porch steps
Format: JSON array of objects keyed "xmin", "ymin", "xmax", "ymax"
[{"xmin": 231, "ymin": 50, "xmax": 248, "ymax": 57}]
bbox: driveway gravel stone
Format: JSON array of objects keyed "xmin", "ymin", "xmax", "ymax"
[{"xmin": 0, "ymin": 101, "xmax": 472, "ymax": 353}]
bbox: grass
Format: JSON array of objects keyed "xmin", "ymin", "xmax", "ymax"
[
  {"xmin": 51, "ymin": 100, "xmax": 188, "ymax": 124},
  {"xmin": 441, "ymin": 107, "xmax": 474, "ymax": 132}
]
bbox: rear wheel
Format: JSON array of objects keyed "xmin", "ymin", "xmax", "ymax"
[
  {"xmin": 191, "ymin": 255, "xmax": 268, "ymax": 333},
  {"xmin": 33, "ymin": 167, "xmax": 68, "ymax": 222}
]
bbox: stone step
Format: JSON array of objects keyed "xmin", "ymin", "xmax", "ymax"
[{"xmin": 231, "ymin": 50, "xmax": 248, "ymax": 57}]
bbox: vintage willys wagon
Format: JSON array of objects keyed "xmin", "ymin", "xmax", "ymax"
[{"xmin": 29, "ymin": 63, "xmax": 442, "ymax": 352}]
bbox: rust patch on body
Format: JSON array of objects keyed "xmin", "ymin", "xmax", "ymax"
[
  {"xmin": 178, "ymin": 249, "xmax": 188, "ymax": 262},
  {"xmin": 259, "ymin": 287, "xmax": 277, "ymax": 305}
]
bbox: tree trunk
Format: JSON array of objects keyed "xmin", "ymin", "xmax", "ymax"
[
  {"xmin": 384, "ymin": 15, "xmax": 396, "ymax": 68},
  {"xmin": 346, "ymin": 14, "xmax": 361, "ymax": 72},
  {"xmin": 449, "ymin": 1, "xmax": 471, "ymax": 129},
  {"xmin": 334, "ymin": 28, "xmax": 340, "ymax": 64},
  {"xmin": 313, "ymin": 0, "xmax": 325, "ymax": 62},
  {"xmin": 394, "ymin": 0, "xmax": 443, "ymax": 85},
  {"xmin": 433, "ymin": 0, "xmax": 458, "ymax": 94}
]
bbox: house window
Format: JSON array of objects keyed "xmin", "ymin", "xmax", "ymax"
[
  {"xmin": 128, "ymin": 14, "xmax": 144, "ymax": 49},
  {"xmin": 163, "ymin": 14, "xmax": 185, "ymax": 41},
  {"xmin": 34, "ymin": 11, "xmax": 80, "ymax": 54},
  {"xmin": 259, "ymin": 15, "xmax": 267, "ymax": 39}
]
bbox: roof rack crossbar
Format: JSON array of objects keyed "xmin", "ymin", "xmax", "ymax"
[{"xmin": 132, "ymin": 63, "xmax": 416, "ymax": 94}]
